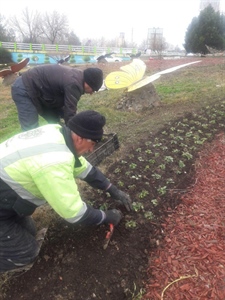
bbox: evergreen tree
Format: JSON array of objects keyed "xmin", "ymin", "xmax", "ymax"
[
  {"xmin": 184, "ymin": 5, "xmax": 225, "ymax": 54},
  {"xmin": 0, "ymin": 47, "xmax": 13, "ymax": 63}
]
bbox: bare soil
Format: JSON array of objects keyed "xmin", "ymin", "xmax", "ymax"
[{"xmin": 0, "ymin": 57, "xmax": 225, "ymax": 300}]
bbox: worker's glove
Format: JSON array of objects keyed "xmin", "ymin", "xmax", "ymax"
[
  {"xmin": 104, "ymin": 209, "xmax": 123, "ymax": 226},
  {"xmin": 107, "ymin": 185, "xmax": 133, "ymax": 211}
]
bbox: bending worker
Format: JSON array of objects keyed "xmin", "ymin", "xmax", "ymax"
[
  {"xmin": 11, "ymin": 64, "xmax": 103, "ymax": 131},
  {"xmin": 0, "ymin": 110, "xmax": 132, "ymax": 273}
]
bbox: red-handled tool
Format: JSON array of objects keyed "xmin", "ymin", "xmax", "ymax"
[{"xmin": 103, "ymin": 223, "xmax": 114, "ymax": 250}]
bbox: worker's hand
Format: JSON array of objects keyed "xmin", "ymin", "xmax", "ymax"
[
  {"xmin": 107, "ymin": 185, "xmax": 133, "ymax": 211},
  {"xmin": 104, "ymin": 209, "xmax": 123, "ymax": 226}
]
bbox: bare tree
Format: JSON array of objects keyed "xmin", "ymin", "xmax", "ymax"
[
  {"xmin": 40, "ymin": 11, "xmax": 69, "ymax": 44},
  {"xmin": 9, "ymin": 7, "xmax": 42, "ymax": 43},
  {"xmin": 150, "ymin": 35, "xmax": 167, "ymax": 54},
  {"xmin": 0, "ymin": 14, "xmax": 15, "ymax": 42},
  {"xmin": 8, "ymin": 8, "xmax": 70, "ymax": 45}
]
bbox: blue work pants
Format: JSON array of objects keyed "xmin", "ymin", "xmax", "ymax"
[{"xmin": 11, "ymin": 76, "xmax": 39, "ymax": 131}]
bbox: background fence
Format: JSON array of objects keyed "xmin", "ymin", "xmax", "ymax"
[{"xmin": 0, "ymin": 41, "xmax": 138, "ymax": 56}]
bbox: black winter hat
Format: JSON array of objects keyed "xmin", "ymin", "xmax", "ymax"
[
  {"xmin": 67, "ymin": 110, "xmax": 106, "ymax": 142},
  {"xmin": 83, "ymin": 68, "xmax": 103, "ymax": 91}
]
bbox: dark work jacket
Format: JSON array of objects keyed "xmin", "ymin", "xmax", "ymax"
[{"xmin": 22, "ymin": 64, "xmax": 84, "ymax": 124}]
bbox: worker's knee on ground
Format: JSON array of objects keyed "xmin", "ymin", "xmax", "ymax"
[
  {"xmin": 0, "ymin": 241, "xmax": 39, "ymax": 273},
  {"xmin": 0, "ymin": 224, "xmax": 40, "ymax": 272}
]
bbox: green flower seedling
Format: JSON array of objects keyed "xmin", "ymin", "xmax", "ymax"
[
  {"xmin": 144, "ymin": 165, "xmax": 150, "ymax": 171},
  {"xmin": 145, "ymin": 149, "xmax": 152, "ymax": 154},
  {"xmin": 148, "ymin": 159, "xmax": 155, "ymax": 165},
  {"xmin": 157, "ymin": 186, "xmax": 167, "ymax": 195},
  {"xmin": 132, "ymin": 202, "xmax": 144, "ymax": 212},
  {"xmin": 99, "ymin": 203, "xmax": 109, "ymax": 210},
  {"xmin": 125, "ymin": 220, "xmax": 137, "ymax": 229},
  {"xmin": 159, "ymin": 164, "xmax": 166, "ymax": 170},
  {"xmin": 139, "ymin": 190, "xmax": 149, "ymax": 199},
  {"xmin": 129, "ymin": 163, "xmax": 137, "ymax": 169},
  {"xmin": 118, "ymin": 180, "xmax": 124, "ymax": 187},
  {"xmin": 161, "ymin": 131, "xmax": 168, "ymax": 135},
  {"xmin": 128, "ymin": 184, "xmax": 136, "ymax": 190},
  {"xmin": 138, "ymin": 156, "xmax": 144, "ymax": 162},
  {"xmin": 114, "ymin": 168, "xmax": 121, "ymax": 174},
  {"xmin": 182, "ymin": 152, "xmax": 193, "ymax": 160},
  {"xmin": 144, "ymin": 211, "xmax": 154, "ymax": 220},
  {"xmin": 164, "ymin": 156, "xmax": 173, "ymax": 163},
  {"xmin": 151, "ymin": 199, "xmax": 158, "ymax": 206},
  {"xmin": 152, "ymin": 173, "xmax": 161, "ymax": 180},
  {"xmin": 179, "ymin": 160, "xmax": 186, "ymax": 168}
]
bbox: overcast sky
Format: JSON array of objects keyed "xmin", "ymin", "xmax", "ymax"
[{"xmin": 1, "ymin": 0, "xmax": 225, "ymax": 48}]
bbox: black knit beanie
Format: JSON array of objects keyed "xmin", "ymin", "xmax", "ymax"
[
  {"xmin": 83, "ymin": 68, "xmax": 103, "ymax": 91},
  {"xmin": 67, "ymin": 110, "xmax": 106, "ymax": 142}
]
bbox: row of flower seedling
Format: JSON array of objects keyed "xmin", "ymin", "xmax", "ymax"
[{"xmin": 93, "ymin": 101, "xmax": 225, "ymax": 229}]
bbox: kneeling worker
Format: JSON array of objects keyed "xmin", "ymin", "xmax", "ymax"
[{"xmin": 0, "ymin": 110, "xmax": 132, "ymax": 273}]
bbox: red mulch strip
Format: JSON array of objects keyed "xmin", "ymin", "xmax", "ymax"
[{"xmin": 144, "ymin": 133, "xmax": 225, "ymax": 300}]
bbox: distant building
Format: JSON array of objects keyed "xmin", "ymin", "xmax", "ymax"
[
  {"xmin": 147, "ymin": 28, "xmax": 163, "ymax": 51},
  {"xmin": 118, "ymin": 32, "xmax": 125, "ymax": 47},
  {"xmin": 200, "ymin": 0, "xmax": 220, "ymax": 12}
]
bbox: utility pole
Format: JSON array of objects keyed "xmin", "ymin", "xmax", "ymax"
[{"xmin": 131, "ymin": 28, "xmax": 133, "ymax": 44}]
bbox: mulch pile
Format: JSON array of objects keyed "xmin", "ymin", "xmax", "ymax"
[{"xmin": 143, "ymin": 133, "xmax": 225, "ymax": 300}]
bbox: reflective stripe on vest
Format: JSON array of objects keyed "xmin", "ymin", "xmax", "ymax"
[{"xmin": 1, "ymin": 143, "xmax": 70, "ymax": 206}]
